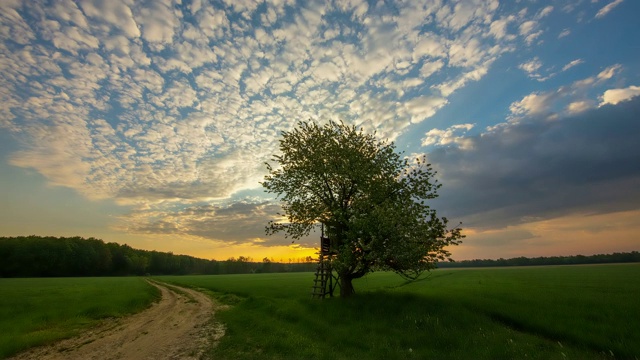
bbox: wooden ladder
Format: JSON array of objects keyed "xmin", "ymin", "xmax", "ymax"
[{"xmin": 311, "ymin": 252, "xmax": 333, "ymax": 299}]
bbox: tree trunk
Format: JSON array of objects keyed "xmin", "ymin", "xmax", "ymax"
[{"xmin": 340, "ymin": 274, "xmax": 355, "ymax": 297}]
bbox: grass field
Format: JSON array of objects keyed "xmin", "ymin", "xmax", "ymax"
[
  {"xmin": 0, "ymin": 277, "xmax": 159, "ymax": 359},
  {"xmin": 156, "ymin": 263, "xmax": 640, "ymax": 359},
  {"xmin": 1, "ymin": 264, "xmax": 638, "ymax": 359}
]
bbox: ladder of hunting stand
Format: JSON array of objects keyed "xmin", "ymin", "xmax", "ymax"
[{"xmin": 311, "ymin": 235, "xmax": 335, "ymax": 298}]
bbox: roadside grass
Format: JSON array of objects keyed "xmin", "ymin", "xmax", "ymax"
[
  {"xmin": 0, "ymin": 277, "xmax": 159, "ymax": 359},
  {"xmin": 158, "ymin": 263, "xmax": 640, "ymax": 359}
]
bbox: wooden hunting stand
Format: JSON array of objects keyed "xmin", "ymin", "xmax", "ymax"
[{"xmin": 311, "ymin": 224, "xmax": 340, "ymax": 298}]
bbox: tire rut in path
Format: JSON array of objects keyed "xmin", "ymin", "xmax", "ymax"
[{"xmin": 10, "ymin": 281, "xmax": 224, "ymax": 360}]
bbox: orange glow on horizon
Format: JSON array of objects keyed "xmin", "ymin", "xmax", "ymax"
[
  {"xmin": 89, "ymin": 209, "xmax": 640, "ymax": 264},
  {"xmin": 108, "ymin": 233, "xmax": 320, "ymax": 262},
  {"xmin": 449, "ymin": 209, "xmax": 640, "ymax": 261}
]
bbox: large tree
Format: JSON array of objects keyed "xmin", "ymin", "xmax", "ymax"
[{"xmin": 262, "ymin": 120, "xmax": 463, "ymax": 297}]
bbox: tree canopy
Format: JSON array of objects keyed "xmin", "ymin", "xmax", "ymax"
[{"xmin": 262, "ymin": 120, "xmax": 463, "ymax": 296}]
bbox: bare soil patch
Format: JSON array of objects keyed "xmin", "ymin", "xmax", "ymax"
[{"xmin": 10, "ymin": 281, "xmax": 224, "ymax": 360}]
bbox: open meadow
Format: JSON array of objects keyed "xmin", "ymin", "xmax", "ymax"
[
  {"xmin": 0, "ymin": 277, "xmax": 159, "ymax": 359},
  {"xmin": 158, "ymin": 263, "xmax": 640, "ymax": 360},
  {"xmin": 1, "ymin": 264, "xmax": 638, "ymax": 359}
]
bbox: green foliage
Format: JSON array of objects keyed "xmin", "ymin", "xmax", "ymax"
[
  {"xmin": 262, "ymin": 120, "xmax": 463, "ymax": 291},
  {"xmin": 0, "ymin": 277, "xmax": 159, "ymax": 358},
  {"xmin": 160, "ymin": 264, "xmax": 640, "ymax": 359}
]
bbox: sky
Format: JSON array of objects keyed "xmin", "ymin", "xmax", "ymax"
[{"xmin": 1, "ymin": 0, "xmax": 639, "ymax": 262}]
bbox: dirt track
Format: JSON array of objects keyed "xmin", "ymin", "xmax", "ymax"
[{"xmin": 10, "ymin": 281, "xmax": 224, "ymax": 360}]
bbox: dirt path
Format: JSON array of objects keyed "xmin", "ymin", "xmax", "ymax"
[{"xmin": 10, "ymin": 281, "xmax": 224, "ymax": 360}]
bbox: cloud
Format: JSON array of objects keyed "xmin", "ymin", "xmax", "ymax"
[
  {"xmin": 571, "ymin": 64, "xmax": 622, "ymax": 89},
  {"xmin": 595, "ymin": 0, "xmax": 624, "ymax": 19},
  {"xmin": 562, "ymin": 59, "xmax": 583, "ymax": 72},
  {"xmin": 428, "ymin": 97, "xmax": 640, "ymax": 230},
  {"xmin": 566, "ymin": 100, "xmax": 594, "ymax": 114},
  {"xmin": 536, "ymin": 6, "xmax": 554, "ymax": 19},
  {"xmin": 518, "ymin": 57, "xmax": 543, "ymax": 78},
  {"xmin": 422, "ymin": 124, "xmax": 474, "ymax": 148},
  {"xmin": 519, "ymin": 21, "xmax": 537, "ymax": 36},
  {"xmin": 509, "ymin": 91, "xmax": 557, "ymax": 116},
  {"xmin": 79, "ymin": 0, "xmax": 140, "ymax": 38},
  {"xmin": 453, "ymin": 210, "xmax": 640, "ymax": 259},
  {"xmin": 558, "ymin": 28, "xmax": 571, "ymax": 38},
  {"xmin": 404, "ymin": 96, "xmax": 448, "ymax": 124},
  {"xmin": 137, "ymin": 0, "xmax": 182, "ymax": 47},
  {"xmin": 115, "ymin": 200, "xmax": 312, "ymax": 247},
  {"xmin": 489, "ymin": 17, "xmax": 513, "ymax": 40},
  {"xmin": 597, "ymin": 64, "xmax": 621, "ymax": 80},
  {"xmin": 600, "ymin": 85, "xmax": 640, "ymax": 106},
  {"xmin": 0, "ymin": 0, "xmax": 575, "ymax": 243},
  {"xmin": 518, "ymin": 57, "xmax": 583, "ymax": 82},
  {"xmin": 419, "ymin": 60, "xmax": 445, "ymax": 78},
  {"xmin": 508, "ymin": 64, "xmax": 625, "ymax": 119}
]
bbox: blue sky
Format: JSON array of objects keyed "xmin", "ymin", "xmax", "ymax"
[{"xmin": 1, "ymin": 0, "xmax": 639, "ymax": 261}]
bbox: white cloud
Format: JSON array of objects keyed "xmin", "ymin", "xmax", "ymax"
[
  {"xmin": 562, "ymin": 59, "xmax": 584, "ymax": 72},
  {"xmin": 572, "ymin": 64, "xmax": 622, "ymax": 89},
  {"xmin": 536, "ymin": 6, "xmax": 554, "ymax": 19},
  {"xmin": 519, "ymin": 20, "xmax": 537, "ymax": 36},
  {"xmin": 404, "ymin": 96, "xmax": 448, "ymax": 124},
  {"xmin": 597, "ymin": 64, "xmax": 621, "ymax": 80},
  {"xmin": 435, "ymin": 63, "xmax": 490, "ymax": 97},
  {"xmin": 447, "ymin": 2, "xmax": 476, "ymax": 31},
  {"xmin": 195, "ymin": 5, "xmax": 229, "ymax": 39},
  {"xmin": 419, "ymin": 60, "xmax": 444, "ymax": 78},
  {"xmin": 413, "ymin": 34, "xmax": 447, "ymax": 59},
  {"xmin": 524, "ymin": 30, "xmax": 543, "ymax": 45},
  {"xmin": 137, "ymin": 0, "xmax": 182, "ymax": 47},
  {"xmin": 422, "ymin": 123, "xmax": 475, "ymax": 148},
  {"xmin": 595, "ymin": 0, "xmax": 624, "ymax": 18},
  {"xmin": 566, "ymin": 100, "xmax": 594, "ymax": 114},
  {"xmin": 505, "ymin": 63, "xmax": 629, "ymax": 122},
  {"xmin": 448, "ymin": 38, "xmax": 484, "ymax": 68},
  {"xmin": 600, "ymin": 86, "xmax": 640, "ymax": 106},
  {"xmin": 50, "ymin": 26, "xmax": 100, "ymax": 55},
  {"xmin": 509, "ymin": 92, "xmax": 557, "ymax": 116},
  {"xmin": 313, "ymin": 61, "xmax": 342, "ymax": 83},
  {"xmin": 489, "ymin": 16, "xmax": 517, "ymax": 40},
  {"xmin": 51, "ymin": 0, "xmax": 90, "ymax": 29},
  {"xmin": 558, "ymin": 28, "xmax": 571, "ymax": 38},
  {"xmin": 519, "ymin": 57, "xmax": 542, "ymax": 76},
  {"xmin": 79, "ymin": 0, "xmax": 140, "ymax": 38}
]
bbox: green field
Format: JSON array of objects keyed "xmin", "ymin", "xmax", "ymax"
[
  {"xmin": 0, "ymin": 277, "xmax": 159, "ymax": 359},
  {"xmin": 157, "ymin": 263, "xmax": 640, "ymax": 359},
  {"xmin": 1, "ymin": 264, "xmax": 638, "ymax": 359}
]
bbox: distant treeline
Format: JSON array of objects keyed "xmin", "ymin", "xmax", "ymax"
[
  {"xmin": 3, "ymin": 236, "xmax": 637, "ymax": 278},
  {"xmin": 439, "ymin": 251, "xmax": 640, "ymax": 268},
  {"xmin": 0, "ymin": 236, "xmax": 317, "ymax": 278}
]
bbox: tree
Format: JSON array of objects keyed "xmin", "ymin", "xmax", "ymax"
[{"xmin": 262, "ymin": 120, "xmax": 463, "ymax": 297}]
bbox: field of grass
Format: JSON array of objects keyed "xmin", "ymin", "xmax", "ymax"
[
  {"xmin": 0, "ymin": 277, "xmax": 159, "ymax": 359},
  {"xmin": 157, "ymin": 263, "xmax": 640, "ymax": 359},
  {"xmin": 1, "ymin": 264, "xmax": 637, "ymax": 359}
]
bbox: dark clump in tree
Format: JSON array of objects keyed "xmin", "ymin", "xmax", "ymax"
[{"xmin": 262, "ymin": 120, "xmax": 464, "ymax": 297}]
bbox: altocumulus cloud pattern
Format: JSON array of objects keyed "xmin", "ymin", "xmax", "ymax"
[{"xmin": 1, "ymin": 0, "xmax": 639, "ymax": 252}]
